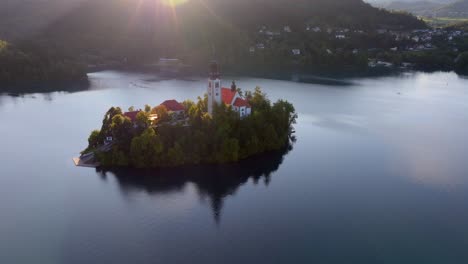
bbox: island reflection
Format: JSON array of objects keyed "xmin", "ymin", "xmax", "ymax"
[
  {"xmin": 96, "ymin": 144, "xmax": 293, "ymax": 223},
  {"xmin": 0, "ymin": 79, "xmax": 90, "ymax": 96}
]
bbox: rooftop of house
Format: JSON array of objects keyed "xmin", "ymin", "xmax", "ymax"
[
  {"xmin": 161, "ymin": 100, "xmax": 185, "ymax": 112},
  {"xmin": 123, "ymin": 111, "xmax": 141, "ymax": 122},
  {"xmin": 221, "ymin": 88, "xmax": 237, "ymax": 105},
  {"xmin": 233, "ymin": 97, "xmax": 251, "ymax": 108}
]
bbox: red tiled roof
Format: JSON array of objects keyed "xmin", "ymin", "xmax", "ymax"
[
  {"xmin": 123, "ymin": 111, "xmax": 140, "ymax": 122},
  {"xmin": 233, "ymin": 97, "xmax": 251, "ymax": 108},
  {"xmin": 221, "ymin": 88, "xmax": 236, "ymax": 105},
  {"xmin": 161, "ymin": 100, "xmax": 185, "ymax": 112}
]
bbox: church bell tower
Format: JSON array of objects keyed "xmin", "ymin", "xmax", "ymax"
[{"xmin": 207, "ymin": 61, "xmax": 222, "ymax": 115}]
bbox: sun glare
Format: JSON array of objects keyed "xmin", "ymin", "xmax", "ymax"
[{"xmin": 160, "ymin": 0, "xmax": 189, "ymax": 7}]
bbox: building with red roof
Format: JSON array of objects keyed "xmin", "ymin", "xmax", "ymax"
[
  {"xmin": 161, "ymin": 100, "xmax": 185, "ymax": 112},
  {"xmin": 123, "ymin": 110, "xmax": 141, "ymax": 122},
  {"xmin": 160, "ymin": 100, "xmax": 186, "ymax": 120},
  {"xmin": 207, "ymin": 61, "xmax": 251, "ymax": 118},
  {"xmin": 221, "ymin": 88, "xmax": 237, "ymax": 105}
]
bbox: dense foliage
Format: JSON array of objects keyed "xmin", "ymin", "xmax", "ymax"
[
  {"xmin": 0, "ymin": 40, "xmax": 87, "ymax": 82},
  {"xmin": 87, "ymin": 88, "xmax": 297, "ymax": 168}
]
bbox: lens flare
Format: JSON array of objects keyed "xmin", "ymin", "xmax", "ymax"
[{"xmin": 160, "ymin": 0, "xmax": 189, "ymax": 7}]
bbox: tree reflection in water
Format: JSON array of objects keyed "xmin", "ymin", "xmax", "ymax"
[{"xmin": 96, "ymin": 143, "xmax": 293, "ymax": 223}]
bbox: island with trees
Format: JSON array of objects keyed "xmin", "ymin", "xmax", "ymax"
[{"xmin": 80, "ymin": 63, "xmax": 297, "ymax": 168}]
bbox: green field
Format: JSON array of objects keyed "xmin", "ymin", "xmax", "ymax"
[{"xmin": 422, "ymin": 17, "xmax": 468, "ymax": 27}]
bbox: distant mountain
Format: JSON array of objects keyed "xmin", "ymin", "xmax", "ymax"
[
  {"xmin": 382, "ymin": 0, "xmax": 468, "ymax": 18},
  {"xmin": 1, "ymin": 0, "xmax": 426, "ymax": 40},
  {"xmin": 0, "ymin": 0, "xmax": 427, "ymax": 73},
  {"xmin": 435, "ymin": 0, "xmax": 468, "ymax": 18},
  {"xmin": 37, "ymin": 0, "xmax": 426, "ymax": 48},
  {"xmin": 385, "ymin": 1, "xmax": 445, "ymax": 15}
]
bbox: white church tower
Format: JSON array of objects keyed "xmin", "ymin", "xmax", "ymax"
[{"xmin": 207, "ymin": 61, "xmax": 222, "ymax": 115}]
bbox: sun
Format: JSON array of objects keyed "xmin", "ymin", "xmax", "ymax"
[{"xmin": 160, "ymin": 0, "xmax": 189, "ymax": 7}]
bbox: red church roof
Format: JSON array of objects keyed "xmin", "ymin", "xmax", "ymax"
[
  {"xmin": 123, "ymin": 111, "xmax": 140, "ymax": 122},
  {"xmin": 160, "ymin": 100, "xmax": 185, "ymax": 112},
  {"xmin": 221, "ymin": 88, "xmax": 236, "ymax": 105},
  {"xmin": 233, "ymin": 97, "xmax": 251, "ymax": 108}
]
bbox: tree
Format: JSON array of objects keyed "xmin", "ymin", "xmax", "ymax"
[
  {"xmin": 110, "ymin": 114, "xmax": 133, "ymax": 148},
  {"xmin": 220, "ymin": 138, "xmax": 240, "ymax": 162},
  {"xmin": 135, "ymin": 111, "xmax": 150, "ymax": 130},
  {"xmin": 455, "ymin": 52, "xmax": 468, "ymax": 75},
  {"xmin": 144, "ymin": 104, "xmax": 152, "ymax": 113},
  {"xmin": 249, "ymin": 86, "xmax": 271, "ymax": 113},
  {"xmin": 130, "ymin": 128, "xmax": 164, "ymax": 168},
  {"xmin": 88, "ymin": 130, "xmax": 101, "ymax": 149},
  {"xmin": 128, "ymin": 106, "xmax": 135, "ymax": 112},
  {"xmin": 167, "ymin": 143, "xmax": 185, "ymax": 166},
  {"xmin": 272, "ymin": 100, "xmax": 297, "ymax": 137},
  {"xmin": 100, "ymin": 107, "xmax": 123, "ymax": 140},
  {"xmin": 151, "ymin": 105, "xmax": 170, "ymax": 124}
]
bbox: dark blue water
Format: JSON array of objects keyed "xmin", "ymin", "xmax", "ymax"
[{"xmin": 1, "ymin": 71, "xmax": 468, "ymax": 263}]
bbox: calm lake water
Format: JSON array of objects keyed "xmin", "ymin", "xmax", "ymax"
[{"xmin": 1, "ymin": 71, "xmax": 468, "ymax": 263}]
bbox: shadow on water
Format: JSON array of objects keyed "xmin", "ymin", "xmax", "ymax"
[
  {"xmin": 0, "ymin": 79, "xmax": 90, "ymax": 96},
  {"xmin": 96, "ymin": 144, "xmax": 293, "ymax": 224}
]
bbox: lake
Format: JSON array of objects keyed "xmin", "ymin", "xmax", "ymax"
[{"xmin": 1, "ymin": 71, "xmax": 468, "ymax": 263}]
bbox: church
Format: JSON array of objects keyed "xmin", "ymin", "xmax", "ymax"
[{"xmin": 207, "ymin": 61, "xmax": 252, "ymax": 118}]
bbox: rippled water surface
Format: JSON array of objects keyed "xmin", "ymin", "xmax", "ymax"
[{"xmin": 1, "ymin": 71, "xmax": 468, "ymax": 263}]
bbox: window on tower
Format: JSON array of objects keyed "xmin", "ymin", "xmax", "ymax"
[{"xmin": 215, "ymin": 82, "xmax": 219, "ymax": 88}]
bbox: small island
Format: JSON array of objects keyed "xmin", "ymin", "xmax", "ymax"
[{"xmin": 78, "ymin": 62, "xmax": 297, "ymax": 168}]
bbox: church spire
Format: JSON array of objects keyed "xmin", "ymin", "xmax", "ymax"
[
  {"xmin": 209, "ymin": 61, "xmax": 220, "ymax": 80},
  {"xmin": 231, "ymin": 80, "xmax": 237, "ymax": 92},
  {"xmin": 207, "ymin": 61, "xmax": 222, "ymax": 115}
]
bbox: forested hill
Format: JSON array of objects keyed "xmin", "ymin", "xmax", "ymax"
[
  {"xmin": 0, "ymin": 0, "xmax": 84, "ymax": 41},
  {"xmin": 29, "ymin": 0, "xmax": 425, "ymax": 63},
  {"xmin": 0, "ymin": 0, "xmax": 428, "ymax": 79}
]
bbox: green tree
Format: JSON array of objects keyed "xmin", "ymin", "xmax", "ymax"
[
  {"xmin": 100, "ymin": 107, "xmax": 123, "ymax": 140},
  {"xmin": 110, "ymin": 114, "xmax": 133, "ymax": 148},
  {"xmin": 151, "ymin": 105, "xmax": 170, "ymax": 124},
  {"xmin": 144, "ymin": 104, "xmax": 152, "ymax": 113},
  {"xmin": 135, "ymin": 111, "xmax": 150, "ymax": 130},
  {"xmin": 220, "ymin": 138, "xmax": 240, "ymax": 162},
  {"xmin": 130, "ymin": 128, "xmax": 164, "ymax": 168},
  {"xmin": 455, "ymin": 52, "xmax": 468, "ymax": 75},
  {"xmin": 167, "ymin": 143, "xmax": 185, "ymax": 166},
  {"xmin": 87, "ymin": 130, "xmax": 101, "ymax": 149}
]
